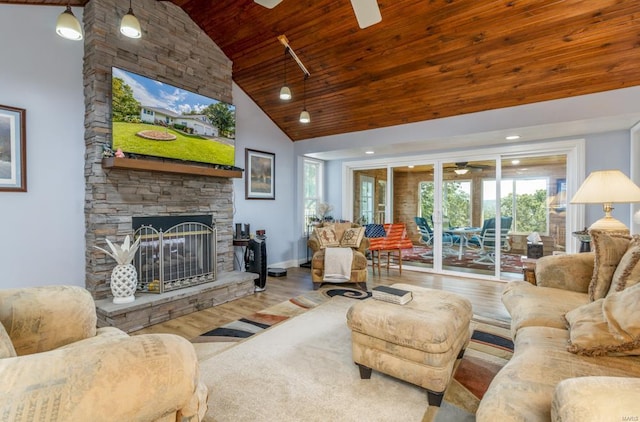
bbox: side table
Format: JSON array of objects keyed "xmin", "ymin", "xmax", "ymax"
[
  {"xmin": 521, "ymin": 257, "xmax": 537, "ymax": 285},
  {"xmin": 233, "ymin": 239, "xmax": 249, "ymax": 271}
]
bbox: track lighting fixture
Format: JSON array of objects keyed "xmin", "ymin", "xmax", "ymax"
[
  {"xmin": 56, "ymin": 5, "xmax": 83, "ymax": 41},
  {"xmin": 120, "ymin": 0, "xmax": 142, "ymax": 39},
  {"xmin": 279, "ymin": 48, "xmax": 292, "ymax": 101},
  {"xmin": 299, "ymin": 74, "xmax": 310, "ymax": 124}
]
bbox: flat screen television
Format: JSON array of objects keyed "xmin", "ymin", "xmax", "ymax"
[{"xmin": 111, "ymin": 67, "xmax": 236, "ymax": 167}]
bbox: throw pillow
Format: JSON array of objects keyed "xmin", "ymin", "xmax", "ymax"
[
  {"xmin": 341, "ymin": 227, "xmax": 365, "ymax": 248},
  {"xmin": 0, "ymin": 321, "xmax": 17, "ymax": 358},
  {"xmin": 589, "ymin": 230, "xmax": 631, "ymax": 301},
  {"xmin": 565, "ymin": 283, "xmax": 640, "ymax": 356},
  {"xmin": 314, "ymin": 225, "xmax": 340, "ymax": 248},
  {"xmin": 608, "ymin": 236, "xmax": 640, "ymax": 296}
]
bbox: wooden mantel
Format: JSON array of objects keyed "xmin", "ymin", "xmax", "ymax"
[{"xmin": 102, "ymin": 157, "xmax": 243, "ymax": 178}]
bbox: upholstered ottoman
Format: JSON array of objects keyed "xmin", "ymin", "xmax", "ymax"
[{"xmin": 346, "ymin": 283, "xmax": 472, "ymax": 406}]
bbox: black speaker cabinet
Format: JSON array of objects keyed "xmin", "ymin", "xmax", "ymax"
[{"xmin": 245, "ymin": 237, "xmax": 267, "ymax": 291}]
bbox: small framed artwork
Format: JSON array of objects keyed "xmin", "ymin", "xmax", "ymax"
[
  {"xmin": 0, "ymin": 105, "xmax": 27, "ymax": 192},
  {"xmin": 245, "ymin": 148, "xmax": 275, "ymax": 200}
]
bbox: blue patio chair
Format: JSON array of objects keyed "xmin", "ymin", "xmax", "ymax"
[{"xmin": 414, "ymin": 217, "xmax": 459, "ymax": 256}]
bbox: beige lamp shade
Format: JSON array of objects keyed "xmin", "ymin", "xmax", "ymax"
[
  {"xmin": 120, "ymin": 9, "xmax": 142, "ymax": 39},
  {"xmin": 570, "ymin": 170, "xmax": 640, "ymax": 231},
  {"xmin": 56, "ymin": 6, "xmax": 83, "ymax": 41}
]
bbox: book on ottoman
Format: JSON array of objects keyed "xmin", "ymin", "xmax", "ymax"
[{"xmin": 372, "ymin": 286, "xmax": 413, "ymax": 305}]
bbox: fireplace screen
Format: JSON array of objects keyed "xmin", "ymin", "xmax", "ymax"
[{"xmin": 133, "ymin": 221, "xmax": 217, "ymax": 293}]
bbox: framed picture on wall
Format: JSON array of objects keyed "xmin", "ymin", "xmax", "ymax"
[
  {"xmin": 245, "ymin": 148, "xmax": 275, "ymax": 200},
  {"xmin": 0, "ymin": 104, "xmax": 27, "ymax": 192}
]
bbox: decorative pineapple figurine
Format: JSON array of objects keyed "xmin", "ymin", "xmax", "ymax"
[{"xmin": 95, "ymin": 235, "xmax": 141, "ymax": 304}]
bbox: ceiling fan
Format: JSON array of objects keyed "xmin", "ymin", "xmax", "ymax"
[
  {"xmin": 448, "ymin": 162, "xmax": 489, "ymax": 175},
  {"xmin": 254, "ymin": 0, "xmax": 382, "ymax": 29}
]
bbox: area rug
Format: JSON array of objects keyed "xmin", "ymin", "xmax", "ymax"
[
  {"xmin": 196, "ymin": 296, "xmax": 513, "ymax": 422},
  {"xmin": 192, "ymin": 286, "xmax": 370, "ymax": 344},
  {"xmin": 191, "ymin": 287, "xmax": 371, "ymax": 359},
  {"xmin": 403, "ymin": 245, "xmax": 523, "ymax": 274}
]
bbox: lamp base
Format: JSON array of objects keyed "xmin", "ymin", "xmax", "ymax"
[{"xmin": 589, "ymin": 216, "xmax": 629, "ymax": 233}]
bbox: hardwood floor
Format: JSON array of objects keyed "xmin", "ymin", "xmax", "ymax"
[{"xmin": 132, "ymin": 266, "xmax": 511, "ymax": 339}]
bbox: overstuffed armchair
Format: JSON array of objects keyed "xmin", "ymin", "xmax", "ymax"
[
  {"xmin": 307, "ymin": 222, "xmax": 369, "ymax": 291},
  {"xmin": 0, "ymin": 285, "xmax": 208, "ymax": 422}
]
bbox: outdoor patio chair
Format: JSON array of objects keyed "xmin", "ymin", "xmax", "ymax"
[
  {"xmin": 414, "ymin": 217, "xmax": 459, "ymax": 257},
  {"xmin": 471, "ymin": 217, "xmax": 513, "ymax": 264}
]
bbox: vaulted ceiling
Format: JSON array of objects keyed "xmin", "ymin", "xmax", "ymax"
[{"xmin": 7, "ymin": 0, "xmax": 640, "ymax": 142}]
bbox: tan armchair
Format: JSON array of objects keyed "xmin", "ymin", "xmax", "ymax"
[
  {"xmin": 0, "ymin": 285, "xmax": 207, "ymax": 422},
  {"xmin": 307, "ymin": 222, "xmax": 370, "ymax": 291}
]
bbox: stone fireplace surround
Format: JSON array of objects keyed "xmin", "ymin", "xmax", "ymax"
[{"xmin": 84, "ymin": 0, "xmax": 256, "ymax": 331}]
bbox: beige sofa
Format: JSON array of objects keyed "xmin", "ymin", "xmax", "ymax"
[
  {"xmin": 0, "ymin": 285, "xmax": 208, "ymax": 422},
  {"xmin": 477, "ymin": 243, "xmax": 640, "ymax": 421}
]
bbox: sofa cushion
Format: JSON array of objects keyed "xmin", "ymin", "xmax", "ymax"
[
  {"xmin": 552, "ymin": 376, "xmax": 640, "ymax": 422},
  {"xmin": 502, "ymin": 281, "xmax": 589, "ymax": 338},
  {"xmin": 0, "ymin": 321, "xmax": 16, "ymax": 358},
  {"xmin": 607, "ymin": 238, "xmax": 640, "ymax": 296},
  {"xmin": 589, "ymin": 231, "xmax": 631, "ymax": 301},
  {"xmin": 534, "ymin": 253, "xmax": 594, "ymax": 293},
  {"xmin": 565, "ymin": 283, "xmax": 640, "ymax": 356},
  {"xmin": 340, "ymin": 226, "xmax": 365, "ymax": 248},
  {"xmin": 476, "ymin": 326, "xmax": 640, "ymax": 422},
  {"xmin": 313, "ymin": 225, "xmax": 340, "ymax": 248}
]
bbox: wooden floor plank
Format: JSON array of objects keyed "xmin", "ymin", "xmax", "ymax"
[{"xmin": 132, "ymin": 266, "xmax": 511, "ymax": 338}]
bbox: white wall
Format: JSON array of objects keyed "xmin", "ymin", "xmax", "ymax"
[
  {"xmin": 0, "ymin": 5, "xmax": 86, "ymax": 288},
  {"xmin": 231, "ymin": 83, "xmax": 297, "ymax": 268}
]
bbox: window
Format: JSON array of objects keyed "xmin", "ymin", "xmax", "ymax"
[
  {"xmin": 359, "ymin": 176, "xmax": 375, "ymax": 224},
  {"xmin": 303, "ymin": 158, "xmax": 323, "ymax": 230},
  {"xmin": 482, "ymin": 178, "xmax": 549, "ymax": 233},
  {"xmin": 419, "ymin": 180, "xmax": 472, "ymax": 227}
]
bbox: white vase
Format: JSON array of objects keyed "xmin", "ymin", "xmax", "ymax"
[{"xmin": 110, "ymin": 263, "xmax": 137, "ymax": 304}]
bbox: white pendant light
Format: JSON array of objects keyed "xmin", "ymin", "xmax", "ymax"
[
  {"xmin": 279, "ymin": 48, "xmax": 292, "ymax": 100},
  {"xmin": 120, "ymin": 0, "xmax": 142, "ymax": 39},
  {"xmin": 299, "ymin": 75, "xmax": 310, "ymax": 123},
  {"xmin": 299, "ymin": 109, "xmax": 310, "ymax": 124},
  {"xmin": 279, "ymin": 86, "xmax": 292, "ymax": 101},
  {"xmin": 56, "ymin": 5, "xmax": 83, "ymax": 41}
]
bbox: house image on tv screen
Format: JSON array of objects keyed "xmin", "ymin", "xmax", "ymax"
[
  {"xmin": 140, "ymin": 107, "xmax": 219, "ymax": 138},
  {"xmin": 111, "ymin": 66, "xmax": 236, "ymax": 167}
]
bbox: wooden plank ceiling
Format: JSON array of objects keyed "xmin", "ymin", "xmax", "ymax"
[{"xmin": 8, "ymin": 0, "xmax": 640, "ymax": 141}]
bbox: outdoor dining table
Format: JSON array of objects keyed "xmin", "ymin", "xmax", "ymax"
[{"xmin": 444, "ymin": 227, "xmax": 482, "ymax": 260}]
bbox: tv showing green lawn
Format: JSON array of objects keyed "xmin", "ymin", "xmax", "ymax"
[{"xmin": 111, "ymin": 67, "xmax": 236, "ymax": 167}]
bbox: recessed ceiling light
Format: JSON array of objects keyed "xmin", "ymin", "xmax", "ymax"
[
  {"xmin": 511, "ymin": 159, "xmax": 520, "ymax": 165},
  {"xmin": 365, "ymin": 151, "xmax": 375, "ymax": 155},
  {"xmin": 506, "ymin": 135, "xmax": 520, "ymax": 140}
]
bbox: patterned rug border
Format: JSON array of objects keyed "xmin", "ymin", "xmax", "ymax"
[{"xmin": 191, "ymin": 286, "xmax": 371, "ymax": 344}]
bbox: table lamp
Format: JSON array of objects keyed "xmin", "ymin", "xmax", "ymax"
[{"xmin": 570, "ymin": 170, "xmax": 640, "ymax": 231}]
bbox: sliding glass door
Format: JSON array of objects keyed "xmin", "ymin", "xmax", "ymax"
[{"xmin": 348, "ymin": 147, "xmax": 571, "ymax": 281}]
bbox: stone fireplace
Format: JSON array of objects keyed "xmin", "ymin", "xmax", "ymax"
[{"xmin": 83, "ymin": 0, "xmax": 256, "ymax": 331}]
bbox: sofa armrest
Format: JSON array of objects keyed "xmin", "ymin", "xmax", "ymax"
[
  {"xmin": 0, "ymin": 333, "xmax": 207, "ymax": 421},
  {"xmin": 357, "ymin": 237, "xmax": 370, "ymax": 254},
  {"xmin": 0, "ymin": 285, "xmax": 97, "ymax": 355},
  {"xmin": 552, "ymin": 376, "xmax": 640, "ymax": 422},
  {"xmin": 308, "ymin": 234, "xmax": 322, "ymax": 253},
  {"xmin": 535, "ymin": 253, "xmax": 594, "ymax": 293}
]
